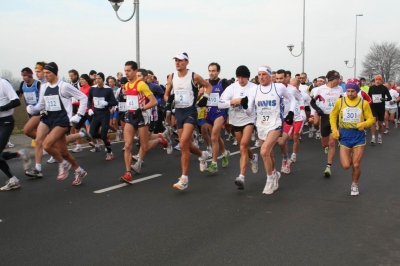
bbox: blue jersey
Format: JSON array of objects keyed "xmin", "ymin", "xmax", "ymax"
[{"xmin": 22, "ymin": 80, "xmax": 40, "ymax": 106}]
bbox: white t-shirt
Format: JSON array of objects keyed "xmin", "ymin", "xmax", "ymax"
[
  {"xmin": 386, "ymin": 89, "xmax": 399, "ymax": 108},
  {"xmin": 0, "ymin": 79, "xmax": 19, "ymax": 117},
  {"xmin": 312, "ymin": 85, "xmax": 342, "ymax": 114}
]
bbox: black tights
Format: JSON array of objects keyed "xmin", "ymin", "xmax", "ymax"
[
  {"xmin": 0, "ymin": 116, "xmax": 18, "ymax": 179},
  {"xmin": 90, "ymin": 111, "xmax": 111, "ymax": 153}
]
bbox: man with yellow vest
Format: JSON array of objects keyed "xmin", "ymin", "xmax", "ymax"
[{"xmin": 329, "ymin": 79, "xmax": 374, "ymax": 196}]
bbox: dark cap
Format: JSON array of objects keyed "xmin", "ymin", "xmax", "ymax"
[
  {"xmin": 120, "ymin": 77, "xmax": 128, "ymax": 85},
  {"xmin": 236, "ymin": 65, "xmax": 250, "ymax": 78},
  {"xmin": 44, "ymin": 62, "xmax": 58, "ymax": 75}
]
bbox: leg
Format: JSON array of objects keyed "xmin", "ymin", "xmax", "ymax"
[
  {"xmin": 23, "ymin": 115, "xmax": 40, "ymax": 139},
  {"xmin": 351, "ymin": 146, "xmax": 364, "ymax": 184},
  {"xmin": 260, "ymin": 130, "xmax": 281, "ymax": 176}
]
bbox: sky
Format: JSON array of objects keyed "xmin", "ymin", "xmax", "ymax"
[{"xmin": 1, "ymin": 0, "xmax": 399, "ymax": 83}]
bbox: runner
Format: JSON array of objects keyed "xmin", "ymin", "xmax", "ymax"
[
  {"xmin": 0, "ymin": 78, "xmax": 31, "ymax": 191},
  {"xmin": 329, "ymin": 79, "xmax": 374, "ymax": 196},
  {"xmin": 368, "ymin": 75, "xmax": 392, "ymax": 144},
  {"xmin": 244, "ymin": 66, "xmax": 296, "ymax": 194},
  {"xmin": 203, "ymin": 62, "xmax": 230, "ymax": 173},
  {"xmin": 107, "ymin": 76, "xmax": 122, "ymax": 140},
  {"xmin": 309, "ymin": 76, "xmax": 326, "ymax": 139},
  {"xmin": 27, "ymin": 62, "xmax": 88, "ymax": 186},
  {"xmin": 383, "ymin": 82, "xmax": 399, "ymax": 134},
  {"xmin": 310, "ymin": 70, "xmax": 343, "ymax": 177},
  {"xmin": 118, "ymin": 77, "xmax": 129, "ymax": 145},
  {"xmin": 119, "ymin": 61, "xmax": 158, "ymax": 183},
  {"xmin": 218, "ymin": 65, "xmax": 259, "ymax": 190},
  {"xmin": 163, "ymin": 52, "xmax": 212, "ymax": 190}
]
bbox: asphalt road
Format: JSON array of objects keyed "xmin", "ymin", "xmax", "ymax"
[{"xmin": 1, "ymin": 128, "xmax": 399, "ymax": 266}]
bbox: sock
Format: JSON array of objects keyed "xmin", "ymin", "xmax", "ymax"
[
  {"xmin": 126, "ymin": 170, "xmax": 132, "ymax": 175},
  {"xmin": 292, "ymin": 153, "xmax": 296, "ymax": 157},
  {"xmin": 79, "ymin": 132, "xmax": 85, "ymax": 138},
  {"xmin": 17, "ymin": 149, "xmax": 25, "ymax": 157},
  {"xmin": 35, "ymin": 164, "xmax": 42, "ymax": 171},
  {"xmin": 239, "ymin": 174, "xmax": 245, "ymax": 179},
  {"xmin": 327, "ymin": 164, "xmax": 331, "ymax": 168},
  {"xmin": 267, "ymin": 174, "xmax": 274, "ymax": 181},
  {"xmin": 273, "ymin": 169, "xmax": 277, "ymax": 176},
  {"xmin": 212, "ymin": 161, "xmax": 217, "ymax": 165},
  {"xmin": 76, "ymin": 166, "xmax": 84, "ymax": 173},
  {"xmin": 181, "ymin": 175, "xmax": 188, "ymax": 181},
  {"xmin": 61, "ymin": 160, "xmax": 68, "ymax": 167},
  {"xmin": 138, "ymin": 159, "xmax": 143, "ymax": 165},
  {"xmin": 76, "ymin": 144, "xmax": 82, "ymax": 148},
  {"xmin": 10, "ymin": 176, "xmax": 18, "ymax": 182},
  {"xmin": 283, "ymin": 154, "xmax": 288, "ymax": 160},
  {"xmin": 352, "ymin": 182, "xmax": 358, "ymax": 186}
]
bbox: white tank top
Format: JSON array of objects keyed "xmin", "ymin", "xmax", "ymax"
[
  {"xmin": 172, "ymin": 70, "xmax": 195, "ymax": 108},
  {"xmin": 255, "ymin": 83, "xmax": 283, "ymax": 129}
]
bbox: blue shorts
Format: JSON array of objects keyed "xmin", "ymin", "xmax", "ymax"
[
  {"xmin": 110, "ymin": 111, "xmax": 119, "ymax": 120},
  {"xmin": 175, "ymin": 107, "xmax": 197, "ymax": 129},
  {"xmin": 197, "ymin": 118, "xmax": 205, "ymax": 126},
  {"xmin": 205, "ymin": 110, "xmax": 226, "ymax": 126},
  {"xmin": 85, "ymin": 119, "xmax": 90, "ymax": 125},
  {"xmin": 40, "ymin": 116, "xmax": 50, "ymax": 127},
  {"xmin": 339, "ymin": 128, "xmax": 366, "ymax": 149}
]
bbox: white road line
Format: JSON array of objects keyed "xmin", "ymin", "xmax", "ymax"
[
  {"xmin": 93, "ymin": 174, "xmax": 162, "ymax": 194},
  {"xmin": 206, "ymin": 146, "xmax": 258, "ymax": 162}
]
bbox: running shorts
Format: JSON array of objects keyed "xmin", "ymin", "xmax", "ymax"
[{"xmin": 339, "ymin": 128, "xmax": 366, "ymax": 149}]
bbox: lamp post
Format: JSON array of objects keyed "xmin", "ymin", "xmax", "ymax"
[
  {"xmin": 287, "ymin": 0, "xmax": 305, "ymax": 73},
  {"xmin": 344, "ymin": 14, "xmax": 363, "ymax": 78},
  {"xmin": 108, "ymin": 0, "xmax": 140, "ymax": 67}
]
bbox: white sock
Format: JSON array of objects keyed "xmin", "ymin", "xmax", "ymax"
[
  {"xmin": 61, "ymin": 160, "xmax": 68, "ymax": 167},
  {"xmin": 76, "ymin": 144, "xmax": 82, "ymax": 148},
  {"xmin": 18, "ymin": 149, "xmax": 25, "ymax": 156},
  {"xmin": 76, "ymin": 167, "xmax": 84, "ymax": 173},
  {"xmin": 10, "ymin": 176, "xmax": 18, "ymax": 182},
  {"xmin": 267, "ymin": 175, "xmax": 274, "ymax": 181},
  {"xmin": 79, "ymin": 132, "xmax": 85, "ymax": 138},
  {"xmin": 239, "ymin": 174, "xmax": 245, "ymax": 179},
  {"xmin": 35, "ymin": 164, "xmax": 42, "ymax": 171},
  {"xmin": 181, "ymin": 175, "xmax": 188, "ymax": 181}
]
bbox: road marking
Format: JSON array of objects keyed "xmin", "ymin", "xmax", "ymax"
[
  {"xmin": 93, "ymin": 174, "xmax": 162, "ymax": 194},
  {"xmin": 206, "ymin": 146, "xmax": 258, "ymax": 162}
]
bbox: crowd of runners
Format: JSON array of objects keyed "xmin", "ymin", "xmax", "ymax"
[{"xmin": 1, "ymin": 53, "xmax": 399, "ymax": 196}]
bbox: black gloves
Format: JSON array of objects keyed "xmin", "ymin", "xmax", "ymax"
[
  {"xmin": 380, "ymin": 98, "xmax": 386, "ymax": 102},
  {"xmin": 167, "ymin": 94, "xmax": 175, "ymax": 104},
  {"xmin": 197, "ymin": 96, "xmax": 208, "ymax": 107},
  {"xmin": 132, "ymin": 107, "xmax": 143, "ymax": 119},
  {"xmin": 241, "ymin": 96, "xmax": 248, "ymax": 109},
  {"xmin": 285, "ymin": 111, "xmax": 294, "ymax": 125},
  {"xmin": 315, "ymin": 107, "xmax": 325, "ymax": 116}
]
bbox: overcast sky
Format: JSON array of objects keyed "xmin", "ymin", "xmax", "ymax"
[{"xmin": 1, "ymin": 0, "xmax": 399, "ymax": 83}]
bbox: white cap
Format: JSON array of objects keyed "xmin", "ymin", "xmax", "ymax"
[{"xmin": 173, "ymin": 52, "xmax": 189, "ymax": 60}]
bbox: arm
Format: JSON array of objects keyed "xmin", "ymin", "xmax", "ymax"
[
  {"xmin": 138, "ymin": 82, "xmax": 157, "ymax": 110},
  {"xmin": 107, "ymin": 89, "xmax": 118, "ymax": 107},
  {"xmin": 0, "ymin": 81, "xmax": 20, "ymax": 111},
  {"xmin": 163, "ymin": 75, "xmax": 173, "ymax": 103},
  {"xmin": 87, "ymin": 87, "xmax": 93, "ymax": 109},
  {"xmin": 245, "ymin": 86, "xmax": 257, "ymax": 116},
  {"xmin": 384, "ymin": 88, "xmax": 392, "ymax": 101},
  {"xmin": 18, "ymin": 81, "xmax": 23, "ymax": 97},
  {"xmin": 361, "ymin": 101, "xmax": 374, "ymax": 129},
  {"xmin": 63, "ymin": 83, "xmax": 88, "ymax": 116},
  {"xmin": 194, "ymin": 74, "xmax": 212, "ymax": 96},
  {"xmin": 329, "ymin": 99, "xmax": 341, "ymax": 139},
  {"xmin": 279, "ymin": 88, "xmax": 296, "ymax": 112},
  {"xmin": 218, "ymin": 84, "xmax": 234, "ymax": 109}
]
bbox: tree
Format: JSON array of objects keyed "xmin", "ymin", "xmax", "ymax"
[
  {"xmin": 1, "ymin": 70, "xmax": 21, "ymax": 91},
  {"xmin": 360, "ymin": 42, "xmax": 400, "ymax": 82}
]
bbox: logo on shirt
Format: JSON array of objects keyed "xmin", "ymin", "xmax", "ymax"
[{"xmin": 257, "ymin": 100, "xmax": 277, "ymax": 107}]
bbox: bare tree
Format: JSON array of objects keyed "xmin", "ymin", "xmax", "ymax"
[
  {"xmin": 360, "ymin": 42, "xmax": 400, "ymax": 82},
  {"xmin": 1, "ymin": 70, "xmax": 22, "ymax": 91}
]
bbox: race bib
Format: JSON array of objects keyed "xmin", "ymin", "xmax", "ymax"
[
  {"xmin": 44, "ymin": 95, "xmax": 62, "ymax": 111},
  {"xmin": 175, "ymin": 90, "xmax": 190, "ymax": 106},
  {"xmin": 257, "ymin": 108, "xmax": 275, "ymax": 126},
  {"xmin": 322, "ymin": 97, "xmax": 337, "ymax": 113},
  {"xmin": 118, "ymin": 102, "xmax": 127, "ymax": 112},
  {"xmin": 93, "ymin": 97, "xmax": 105, "ymax": 108},
  {"xmin": 24, "ymin": 92, "xmax": 37, "ymax": 105},
  {"xmin": 372, "ymin": 94, "xmax": 381, "ymax": 103},
  {"xmin": 207, "ymin": 93, "xmax": 219, "ymax": 107},
  {"xmin": 126, "ymin": 95, "xmax": 139, "ymax": 110},
  {"xmin": 342, "ymin": 107, "xmax": 362, "ymax": 123}
]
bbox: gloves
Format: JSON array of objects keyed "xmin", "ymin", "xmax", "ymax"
[
  {"xmin": 332, "ymin": 128, "xmax": 340, "ymax": 140},
  {"xmin": 285, "ymin": 111, "xmax": 294, "ymax": 125},
  {"xmin": 357, "ymin": 122, "xmax": 366, "ymax": 131},
  {"xmin": 88, "ymin": 109, "xmax": 94, "ymax": 116},
  {"xmin": 197, "ymin": 96, "xmax": 208, "ymax": 107},
  {"xmin": 99, "ymin": 100, "xmax": 108, "ymax": 107},
  {"xmin": 380, "ymin": 98, "xmax": 385, "ymax": 102},
  {"xmin": 70, "ymin": 114, "xmax": 80, "ymax": 124},
  {"xmin": 26, "ymin": 105, "xmax": 39, "ymax": 115},
  {"xmin": 316, "ymin": 107, "xmax": 325, "ymax": 116},
  {"xmin": 241, "ymin": 96, "xmax": 248, "ymax": 109},
  {"xmin": 167, "ymin": 94, "xmax": 175, "ymax": 104},
  {"xmin": 132, "ymin": 107, "xmax": 143, "ymax": 119}
]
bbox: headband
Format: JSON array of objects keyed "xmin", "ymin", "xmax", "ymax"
[
  {"xmin": 258, "ymin": 67, "xmax": 272, "ymax": 76},
  {"xmin": 21, "ymin": 71, "xmax": 33, "ymax": 78},
  {"xmin": 317, "ymin": 77, "xmax": 326, "ymax": 82},
  {"xmin": 327, "ymin": 74, "xmax": 340, "ymax": 81},
  {"xmin": 35, "ymin": 64, "xmax": 44, "ymax": 71}
]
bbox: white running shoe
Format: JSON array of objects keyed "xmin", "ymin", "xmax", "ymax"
[
  {"xmin": 19, "ymin": 149, "xmax": 31, "ymax": 171},
  {"xmin": 7, "ymin": 141, "xmax": 14, "ymax": 148},
  {"xmin": 173, "ymin": 176, "xmax": 188, "ymax": 190},
  {"xmin": 262, "ymin": 180, "xmax": 275, "ymax": 194},
  {"xmin": 174, "ymin": 144, "xmax": 181, "ymax": 151},
  {"xmin": 290, "ymin": 153, "xmax": 297, "ymax": 163},
  {"xmin": 274, "ymin": 172, "xmax": 281, "ymax": 191},
  {"xmin": 232, "ymin": 140, "xmax": 238, "ymax": 146},
  {"xmin": 0, "ymin": 178, "xmax": 20, "ymax": 191},
  {"xmin": 251, "ymin": 154, "xmax": 259, "ymax": 174},
  {"xmin": 235, "ymin": 176, "xmax": 245, "ymax": 190},
  {"xmin": 57, "ymin": 162, "xmax": 71, "ymax": 181},
  {"xmin": 131, "ymin": 161, "xmax": 141, "ymax": 173},
  {"xmin": 72, "ymin": 146, "xmax": 82, "ymax": 153},
  {"xmin": 115, "ymin": 130, "xmax": 122, "ymax": 141},
  {"xmin": 253, "ymin": 140, "xmax": 260, "ymax": 147},
  {"xmin": 308, "ymin": 130, "xmax": 314, "ymax": 138},
  {"xmin": 47, "ymin": 156, "xmax": 56, "ymax": 164},
  {"xmin": 315, "ymin": 131, "xmax": 321, "ymax": 139},
  {"xmin": 207, "ymin": 147, "xmax": 212, "ymax": 159},
  {"xmin": 281, "ymin": 159, "xmax": 288, "ymax": 174},
  {"xmin": 351, "ymin": 184, "xmax": 359, "ymax": 196},
  {"xmin": 199, "ymin": 151, "xmax": 208, "ymax": 172}
]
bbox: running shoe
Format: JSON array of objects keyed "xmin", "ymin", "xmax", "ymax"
[
  {"xmin": 131, "ymin": 161, "xmax": 141, "ymax": 173},
  {"xmin": 226, "ymin": 134, "xmax": 234, "ymax": 141},
  {"xmin": 235, "ymin": 176, "xmax": 245, "ymax": 190},
  {"xmin": 7, "ymin": 141, "xmax": 14, "ymax": 148},
  {"xmin": 324, "ymin": 147, "xmax": 329, "ymax": 154},
  {"xmin": 120, "ymin": 172, "xmax": 133, "ymax": 183},
  {"xmin": 199, "ymin": 151, "xmax": 208, "ymax": 172},
  {"xmin": 88, "ymin": 142, "xmax": 96, "ymax": 147},
  {"xmin": 163, "ymin": 128, "xmax": 173, "ymax": 154},
  {"xmin": 72, "ymin": 146, "xmax": 82, "ymax": 153},
  {"xmin": 206, "ymin": 162, "xmax": 218, "ymax": 173},
  {"xmin": 106, "ymin": 152, "xmax": 115, "ymax": 161},
  {"xmin": 290, "ymin": 153, "xmax": 297, "ymax": 163},
  {"xmin": 80, "ymin": 128, "xmax": 92, "ymax": 141},
  {"xmin": 207, "ymin": 146, "xmax": 212, "ymax": 159},
  {"xmin": 57, "ymin": 162, "xmax": 71, "ymax": 181},
  {"xmin": 222, "ymin": 150, "xmax": 230, "ymax": 168},
  {"xmin": 262, "ymin": 180, "xmax": 275, "ymax": 194},
  {"xmin": 42, "ymin": 149, "xmax": 48, "ymax": 155},
  {"xmin": 72, "ymin": 171, "xmax": 87, "ymax": 186},
  {"xmin": 377, "ymin": 135, "xmax": 382, "ymax": 144},
  {"xmin": 281, "ymin": 159, "xmax": 288, "ymax": 174},
  {"xmin": 19, "ymin": 149, "xmax": 31, "ymax": 171},
  {"xmin": 134, "ymin": 134, "xmax": 139, "ymax": 140},
  {"xmin": 173, "ymin": 176, "xmax": 188, "ymax": 190},
  {"xmin": 286, "ymin": 159, "xmax": 293, "ymax": 174},
  {"xmin": 274, "ymin": 172, "xmax": 281, "ymax": 191},
  {"xmin": 324, "ymin": 166, "xmax": 331, "ymax": 178},
  {"xmin": 383, "ymin": 129, "xmax": 390, "ymax": 135},
  {"xmin": 115, "ymin": 130, "xmax": 122, "ymax": 141},
  {"xmin": 251, "ymin": 131, "xmax": 256, "ymax": 141},
  {"xmin": 251, "ymin": 154, "xmax": 259, "ymax": 174},
  {"xmin": 158, "ymin": 133, "xmax": 168, "ymax": 149},
  {"xmin": 232, "ymin": 140, "xmax": 238, "ymax": 146},
  {"xmin": 351, "ymin": 184, "xmax": 359, "ymax": 196},
  {"xmin": 90, "ymin": 146, "xmax": 101, "ymax": 152},
  {"xmin": 315, "ymin": 131, "xmax": 321, "ymax": 139},
  {"xmin": 198, "ymin": 134, "xmax": 204, "ymax": 144},
  {"xmin": 132, "ymin": 154, "xmax": 139, "ymax": 162},
  {"xmin": 308, "ymin": 130, "xmax": 314, "ymax": 138},
  {"xmin": 174, "ymin": 144, "xmax": 181, "ymax": 151},
  {"xmin": 253, "ymin": 140, "xmax": 260, "ymax": 147},
  {"xmin": 47, "ymin": 156, "xmax": 56, "ymax": 164},
  {"xmin": 224, "ymin": 129, "xmax": 228, "ymax": 136},
  {"xmin": 370, "ymin": 136, "xmax": 376, "ymax": 145},
  {"xmin": 25, "ymin": 168, "xmax": 43, "ymax": 178},
  {"xmin": 0, "ymin": 178, "xmax": 20, "ymax": 191}
]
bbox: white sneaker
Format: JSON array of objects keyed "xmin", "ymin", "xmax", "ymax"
[
  {"xmin": 290, "ymin": 153, "xmax": 297, "ymax": 163},
  {"xmin": 253, "ymin": 140, "xmax": 260, "ymax": 147},
  {"xmin": 351, "ymin": 184, "xmax": 359, "ymax": 196},
  {"xmin": 308, "ymin": 130, "xmax": 314, "ymax": 138},
  {"xmin": 315, "ymin": 131, "xmax": 321, "ymax": 139},
  {"xmin": 42, "ymin": 149, "xmax": 48, "ymax": 155},
  {"xmin": 72, "ymin": 146, "xmax": 82, "ymax": 153},
  {"xmin": 173, "ymin": 176, "xmax": 188, "ymax": 190},
  {"xmin": 174, "ymin": 144, "xmax": 181, "ymax": 151},
  {"xmin": 131, "ymin": 161, "xmax": 141, "ymax": 173},
  {"xmin": 262, "ymin": 180, "xmax": 275, "ymax": 194},
  {"xmin": 232, "ymin": 140, "xmax": 238, "ymax": 146},
  {"xmin": 57, "ymin": 162, "xmax": 71, "ymax": 181},
  {"xmin": 207, "ymin": 147, "xmax": 212, "ymax": 159},
  {"xmin": 235, "ymin": 176, "xmax": 245, "ymax": 190},
  {"xmin": 273, "ymin": 172, "xmax": 281, "ymax": 191},
  {"xmin": 115, "ymin": 130, "xmax": 122, "ymax": 141},
  {"xmin": 19, "ymin": 149, "xmax": 31, "ymax": 171},
  {"xmin": 0, "ymin": 178, "xmax": 20, "ymax": 191},
  {"xmin": 47, "ymin": 156, "xmax": 56, "ymax": 164},
  {"xmin": 199, "ymin": 151, "xmax": 208, "ymax": 172},
  {"xmin": 7, "ymin": 141, "xmax": 14, "ymax": 148},
  {"xmin": 251, "ymin": 154, "xmax": 259, "ymax": 174},
  {"xmin": 281, "ymin": 159, "xmax": 288, "ymax": 174}
]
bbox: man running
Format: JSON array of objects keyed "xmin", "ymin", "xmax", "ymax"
[
  {"xmin": 330, "ymin": 79, "xmax": 374, "ymax": 196},
  {"xmin": 310, "ymin": 70, "xmax": 343, "ymax": 177},
  {"xmin": 218, "ymin": 65, "xmax": 259, "ymax": 190},
  {"xmin": 163, "ymin": 52, "xmax": 212, "ymax": 190},
  {"xmin": 383, "ymin": 82, "xmax": 399, "ymax": 134}
]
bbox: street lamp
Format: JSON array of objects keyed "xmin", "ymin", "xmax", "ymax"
[
  {"xmin": 108, "ymin": 0, "xmax": 140, "ymax": 67},
  {"xmin": 344, "ymin": 14, "xmax": 363, "ymax": 78},
  {"xmin": 287, "ymin": 0, "xmax": 305, "ymax": 72}
]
